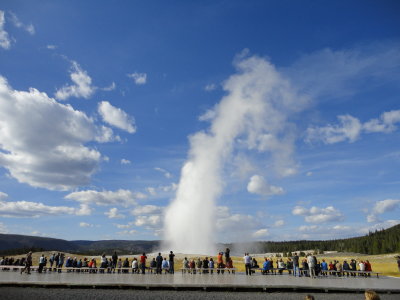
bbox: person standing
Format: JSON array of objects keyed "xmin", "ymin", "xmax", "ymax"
[
  {"xmin": 217, "ymin": 252, "xmax": 223, "ymax": 269},
  {"xmin": 169, "ymin": 251, "xmax": 175, "ymax": 274},
  {"xmin": 244, "ymin": 253, "xmax": 252, "ymax": 276},
  {"xmin": 20, "ymin": 251, "xmax": 32, "ymax": 274},
  {"xmin": 225, "ymin": 248, "xmax": 230, "ymax": 265},
  {"xmin": 292, "ymin": 252, "xmax": 300, "ymax": 277},
  {"xmin": 112, "ymin": 251, "xmax": 118, "ymax": 271},
  {"xmin": 38, "ymin": 254, "xmax": 45, "ymax": 273},
  {"xmin": 156, "ymin": 252, "xmax": 163, "ymax": 274},
  {"xmin": 307, "ymin": 254, "xmax": 316, "ymax": 278},
  {"xmin": 140, "ymin": 253, "xmax": 147, "ymax": 274}
]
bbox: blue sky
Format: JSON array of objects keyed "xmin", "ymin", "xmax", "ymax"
[{"xmin": 0, "ymin": 0, "xmax": 400, "ymax": 245}]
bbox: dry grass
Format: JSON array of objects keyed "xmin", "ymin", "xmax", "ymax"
[{"xmin": 8, "ymin": 251, "xmax": 400, "ymax": 277}]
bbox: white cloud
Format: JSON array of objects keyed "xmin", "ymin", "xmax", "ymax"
[
  {"xmin": 101, "ymin": 82, "xmax": 116, "ymax": 91},
  {"xmin": 79, "ymin": 222, "xmax": 94, "ymax": 228},
  {"xmin": 292, "ymin": 205, "xmax": 344, "ymax": 223},
  {"xmin": 0, "ymin": 76, "xmax": 115, "ymax": 190},
  {"xmin": 306, "ymin": 115, "xmax": 362, "ymax": 144},
  {"xmin": 55, "ymin": 61, "xmax": 95, "ymax": 100},
  {"xmin": 372, "ymin": 199, "xmax": 400, "ymax": 214},
  {"xmin": 115, "ymin": 223, "xmax": 133, "ymax": 229},
  {"xmin": 98, "ymin": 101, "xmax": 136, "ymax": 133},
  {"xmin": 0, "ymin": 11, "xmax": 11, "ymax": 50},
  {"xmin": 367, "ymin": 199, "xmax": 400, "ymax": 223},
  {"xmin": 75, "ymin": 204, "xmax": 92, "ymax": 216},
  {"xmin": 247, "ymin": 175, "xmax": 284, "ymax": 197},
  {"xmin": 46, "ymin": 45, "xmax": 57, "ymax": 50},
  {"xmin": 204, "ymin": 83, "xmax": 217, "ymax": 91},
  {"xmin": 0, "ymin": 222, "xmax": 9, "ymax": 233},
  {"xmin": 9, "ymin": 12, "xmax": 35, "ymax": 35},
  {"xmin": 65, "ymin": 189, "xmax": 137, "ymax": 207},
  {"xmin": 127, "ymin": 72, "xmax": 147, "ymax": 85},
  {"xmin": 252, "ymin": 228, "xmax": 269, "ymax": 238},
  {"xmin": 0, "ymin": 192, "xmax": 8, "ymax": 201},
  {"xmin": 0, "ymin": 200, "xmax": 89, "ymax": 218},
  {"xmin": 306, "ymin": 110, "xmax": 400, "ymax": 144},
  {"xmin": 134, "ymin": 215, "xmax": 162, "ymax": 228},
  {"xmin": 105, "ymin": 207, "xmax": 125, "ymax": 219},
  {"xmin": 132, "ymin": 205, "xmax": 163, "ymax": 216},
  {"xmin": 146, "ymin": 187, "xmax": 157, "ymax": 196},
  {"xmin": 120, "ymin": 159, "xmax": 131, "ymax": 165},
  {"xmin": 274, "ymin": 219, "xmax": 285, "ymax": 227},
  {"xmin": 160, "ymin": 183, "xmax": 178, "ymax": 193},
  {"xmin": 154, "ymin": 167, "xmax": 172, "ymax": 179}
]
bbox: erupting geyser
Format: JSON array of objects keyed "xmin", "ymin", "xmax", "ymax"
[{"xmin": 164, "ymin": 54, "xmax": 303, "ymax": 254}]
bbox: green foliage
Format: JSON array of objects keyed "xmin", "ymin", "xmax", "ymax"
[{"xmin": 251, "ymin": 224, "xmax": 400, "ymax": 255}]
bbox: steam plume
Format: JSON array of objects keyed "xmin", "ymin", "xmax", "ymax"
[{"xmin": 164, "ymin": 54, "xmax": 305, "ymax": 254}]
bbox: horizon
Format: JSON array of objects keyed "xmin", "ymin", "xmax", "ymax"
[{"xmin": 0, "ymin": 1, "xmax": 400, "ymax": 248}]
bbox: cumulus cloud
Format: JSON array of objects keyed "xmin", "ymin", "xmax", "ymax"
[
  {"xmin": 274, "ymin": 219, "xmax": 285, "ymax": 227},
  {"xmin": 0, "ymin": 200, "xmax": 90, "ymax": 218},
  {"xmin": 46, "ymin": 45, "xmax": 57, "ymax": 50},
  {"xmin": 98, "ymin": 101, "xmax": 136, "ymax": 133},
  {"xmin": 306, "ymin": 110, "xmax": 400, "ymax": 144},
  {"xmin": 79, "ymin": 222, "xmax": 93, "ymax": 228},
  {"xmin": 146, "ymin": 187, "xmax": 157, "ymax": 196},
  {"xmin": 105, "ymin": 207, "xmax": 125, "ymax": 219},
  {"xmin": 55, "ymin": 61, "xmax": 95, "ymax": 100},
  {"xmin": 128, "ymin": 72, "xmax": 147, "ymax": 85},
  {"xmin": 0, "ymin": 11, "xmax": 11, "ymax": 50},
  {"xmin": 8, "ymin": 12, "xmax": 35, "ymax": 35},
  {"xmin": 367, "ymin": 199, "xmax": 400, "ymax": 223},
  {"xmin": 120, "ymin": 159, "xmax": 131, "ymax": 165},
  {"xmin": 252, "ymin": 228, "xmax": 269, "ymax": 238},
  {"xmin": 0, "ymin": 76, "xmax": 116, "ymax": 190},
  {"xmin": 132, "ymin": 205, "xmax": 163, "ymax": 216},
  {"xmin": 247, "ymin": 175, "xmax": 284, "ymax": 197},
  {"xmin": 292, "ymin": 205, "xmax": 344, "ymax": 223},
  {"xmin": 0, "ymin": 192, "xmax": 8, "ymax": 201},
  {"xmin": 306, "ymin": 115, "xmax": 362, "ymax": 144},
  {"xmin": 134, "ymin": 215, "xmax": 162, "ymax": 228},
  {"xmin": 65, "ymin": 189, "xmax": 137, "ymax": 207},
  {"xmin": 154, "ymin": 167, "xmax": 172, "ymax": 179}
]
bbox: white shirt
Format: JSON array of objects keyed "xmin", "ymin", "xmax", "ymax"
[
  {"xmin": 359, "ymin": 262, "xmax": 365, "ymax": 271},
  {"xmin": 307, "ymin": 256, "xmax": 315, "ymax": 268},
  {"xmin": 244, "ymin": 255, "xmax": 251, "ymax": 264},
  {"xmin": 132, "ymin": 260, "xmax": 138, "ymax": 269}
]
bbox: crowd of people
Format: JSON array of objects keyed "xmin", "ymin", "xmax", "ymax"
[
  {"xmin": 0, "ymin": 249, "xmax": 387, "ymax": 278},
  {"xmin": 257, "ymin": 252, "xmax": 375, "ymax": 277},
  {"xmin": 181, "ymin": 248, "xmax": 235, "ymax": 274}
]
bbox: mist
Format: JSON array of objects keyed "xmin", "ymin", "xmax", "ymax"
[{"xmin": 163, "ymin": 54, "xmax": 306, "ymax": 254}]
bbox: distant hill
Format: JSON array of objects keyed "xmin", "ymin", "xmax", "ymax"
[
  {"xmin": 0, "ymin": 234, "xmax": 159, "ymax": 255},
  {"xmin": 1, "ymin": 224, "xmax": 399, "ymax": 256}
]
